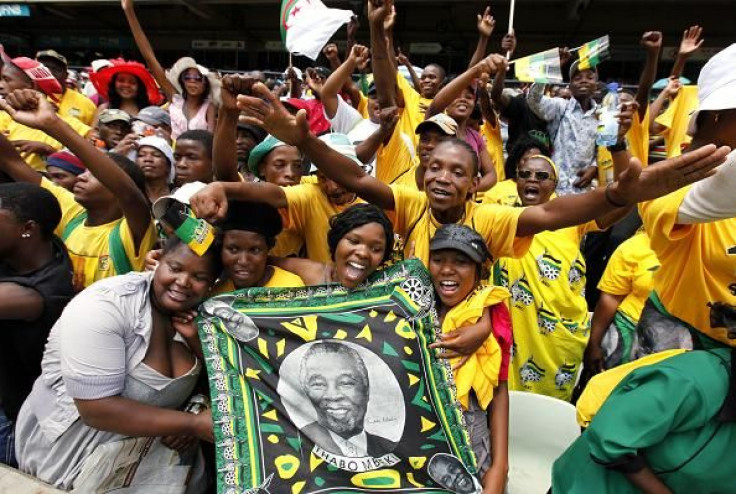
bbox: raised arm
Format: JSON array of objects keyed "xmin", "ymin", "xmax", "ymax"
[
  {"xmin": 526, "ymin": 81, "xmax": 566, "ymax": 122},
  {"xmin": 121, "ymin": 0, "xmax": 177, "ymax": 100},
  {"xmin": 395, "ymin": 50, "xmax": 420, "ymax": 93},
  {"xmin": 237, "ymin": 83, "xmax": 395, "ymax": 210},
  {"xmin": 322, "ymin": 43, "xmax": 342, "ymax": 72},
  {"xmin": 649, "ymin": 77, "xmax": 680, "ymax": 133},
  {"xmin": 426, "ymin": 54, "xmax": 502, "ymax": 118},
  {"xmin": 635, "ymin": 31, "xmax": 662, "ymax": 119},
  {"xmin": 322, "ymin": 45, "xmax": 370, "ymax": 119},
  {"xmin": 0, "ymin": 132, "xmax": 43, "ymax": 185},
  {"xmin": 468, "ymin": 6, "xmax": 495, "ymax": 68},
  {"xmin": 213, "ymin": 75, "xmax": 252, "ymax": 182},
  {"xmin": 189, "ymin": 180, "xmax": 287, "ymax": 223},
  {"xmin": 594, "ymin": 101, "xmax": 639, "ymax": 229},
  {"xmin": 490, "ymin": 56, "xmax": 512, "ymax": 111},
  {"xmin": 2, "ymin": 90, "xmax": 151, "ymax": 248},
  {"xmin": 670, "ymin": 25, "xmax": 703, "ymax": 78},
  {"xmin": 356, "ymin": 106, "xmax": 399, "ymax": 163},
  {"xmin": 368, "ymin": 0, "xmax": 397, "ymax": 109},
  {"xmin": 516, "ymin": 144, "xmax": 730, "ymax": 237}
]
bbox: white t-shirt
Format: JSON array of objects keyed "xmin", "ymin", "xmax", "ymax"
[{"xmin": 326, "ymin": 98, "xmax": 380, "ymax": 176}]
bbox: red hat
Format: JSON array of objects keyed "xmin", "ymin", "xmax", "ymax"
[
  {"xmin": 89, "ymin": 58, "xmax": 164, "ymax": 106},
  {"xmin": 0, "ymin": 45, "xmax": 62, "ymax": 100}
]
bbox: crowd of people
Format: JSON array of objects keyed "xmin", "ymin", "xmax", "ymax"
[{"xmin": 1, "ymin": 0, "xmax": 735, "ymax": 492}]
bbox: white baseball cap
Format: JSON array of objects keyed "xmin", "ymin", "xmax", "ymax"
[
  {"xmin": 152, "ymin": 181, "xmax": 208, "ymax": 220},
  {"xmin": 688, "ymin": 44, "xmax": 736, "ymax": 136}
]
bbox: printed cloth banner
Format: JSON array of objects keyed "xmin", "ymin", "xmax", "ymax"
[
  {"xmin": 577, "ymin": 35, "xmax": 611, "ymax": 70},
  {"xmin": 199, "ymin": 259, "xmax": 481, "ymax": 493},
  {"xmin": 513, "ymin": 48, "xmax": 563, "ymax": 84},
  {"xmin": 280, "ymin": 0, "xmax": 353, "ymax": 60}
]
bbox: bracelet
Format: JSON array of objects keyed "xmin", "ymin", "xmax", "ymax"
[
  {"xmin": 605, "ymin": 183, "xmax": 627, "ymax": 208},
  {"xmin": 607, "ymin": 141, "xmax": 627, "ymax": 152}
]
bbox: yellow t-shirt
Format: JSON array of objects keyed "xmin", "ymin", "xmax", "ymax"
[
  {"xmin": 483, "ymin": 179, "xmax": 520, "ymax": 207},
  {"xmin": 282, "ymin": 183, "xmax": 359, "ymax": 264},
  {"xmin": 300, "ymin": 175, "xmax": 319, "ymax": 185},
  {"xmin": 396, "ymin": 73, "xmax": 432, "ymax": 147},
  {"xmin": 58, "ymin": 89, "xmax": 97, "ymax": 126},
  {"xmin": 212, "ymin": 266, "xmax": 306, "ymax": 295},
  {"xmin": 442, "ymin": 284, "xmax": 507, "ymax": 410},
  {"xmin": 480, "ymin": 121, "xmax": 505, "ymax": 182},
  {"xmin": 655, "ymin": 86, "xmax": 698, "ymax": 158},
  {"xmin": 390, "ymin": 184, "xmax": 531, "ymax": 266},
  {"xmin": 357, "ymin": 92, "xmax": 369, "ymax": 120},
  {"xmin": 496, "ymin": 221, "xmax": 598, "ymax": 401},
  {"xmin": 6, "ymin": 116, "xmax": 91, "ymax": 171},
  {"xmin": 42, "ymin": 178, "xmax": 156, "ymax": 291},
  {"xmin": 639, "ymin": 188, "xmax": 736, "ymax": 346},
  {"xmin": 628, "ymin": 105, "xmax": 651, "ymax": 166},
  {"xmin": 597, "ymin": 231, "xmax": 659, "ymax": 323},
  {"xmin": 386, "ymin": 154, "xmax": 420, "ymax": 190},
  {"xmin": 0, "ymin": 111, "xmax": 11, "ymax": 133},
  {"xmin": 374, "ymin": 106, "xmax": 418, "ymax": 185}
]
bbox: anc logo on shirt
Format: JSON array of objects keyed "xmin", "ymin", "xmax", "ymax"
[
  {"xmin": 568, "ymin": 258, "xmax": 586, "ymax": 287},
  {"xmin": 98, "ymin": 255, "xmax": 110, "ymax": 272},
  {"xmin": 519, "ymin": 356, "xmax": 546, "ymax": 385},
  {"xmin": 510, "ymin": 276, "xmax": 534, "ymax": 307},
  {"xmin": 554, "ymin": 362, "xmax": 577, "ymax": 390},
  {"xmin": 537, "ymin": 307, "xmax": 558, "ymax": 335},
  {"xmin": 536, "ymin": 250, "xmax": 562, "ymax": 283}
]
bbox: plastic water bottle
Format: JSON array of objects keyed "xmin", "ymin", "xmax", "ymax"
[{"xmin": 596, "ymin": 82, "xmax": 620, "ymax": 147}]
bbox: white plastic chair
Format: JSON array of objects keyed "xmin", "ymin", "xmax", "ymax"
[{"xmin": 506, "ymin": 390, "xmax": 581, "ymax": 494}]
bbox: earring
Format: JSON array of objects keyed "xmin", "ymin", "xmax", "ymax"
[
  {"xmin": 715, "ymin": 113, "xmax": 720, "ymax": 123},
  {"xmin": 21, "ymin": 233, "xmax": 31, "ymax": 238}
]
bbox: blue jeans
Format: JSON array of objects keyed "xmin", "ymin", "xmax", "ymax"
[{"xmin": 0, "ymin": 406, "xmax": 17, "ymax": 467}]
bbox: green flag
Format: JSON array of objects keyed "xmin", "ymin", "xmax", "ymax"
[{"xmin": 577, "ymin": 35, "xmax": 610, "ymax": 70}]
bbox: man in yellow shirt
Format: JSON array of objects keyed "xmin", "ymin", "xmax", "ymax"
[
  {"xmin": 36, "ymin": 50, "xmax": 97, "ymax": 126},
  {"xmin": 233, "ymin": 79, "xmax": 728, "ymax": 268},
  {"xmin": 0, "ymin": 90, "xmax": 155, "ymax": 291},
  {"xmin": 0, "ymin": 47, "xmax": 90, "ymax": 171}
]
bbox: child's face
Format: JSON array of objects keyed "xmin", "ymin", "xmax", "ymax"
[{"xmin": 429, "ymin": 249, "xmax": 479, "ymax": 308}]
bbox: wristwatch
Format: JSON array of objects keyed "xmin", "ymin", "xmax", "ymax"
[{"xmin": 607, "ymin": 141, "xmax": 627, "ymax": 152}]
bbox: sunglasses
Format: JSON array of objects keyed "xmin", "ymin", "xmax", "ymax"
[
  {"xmin": 182, "ymin": 74, "xmax": 205, "ymax": 82},
  {"xmin": 517, "ymin": 169, "xmax": 553, "ymax": 181}
]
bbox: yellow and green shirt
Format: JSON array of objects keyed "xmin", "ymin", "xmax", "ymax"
[{"xmin": 495, "ymin": 221, "xmax": 598, "ymax": 401}]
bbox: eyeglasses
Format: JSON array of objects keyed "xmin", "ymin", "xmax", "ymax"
[
  {"xmin": 517, "ymin": 169, "xmax": 553, "ymax": 181},
  {"xmin": 182, "ymin": 74, "xmax": 205, "ymax": 82}
]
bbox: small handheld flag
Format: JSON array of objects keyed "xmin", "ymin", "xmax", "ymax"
[
  {"xmin": 577, "ymin": 35, "xmax": 610, "ymax": 70},
  {"xmin": 514, "ymin": 48, "xmax": 563, "ymax": 83}
]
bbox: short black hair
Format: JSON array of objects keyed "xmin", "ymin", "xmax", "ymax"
[
  {"xmin": 220, "ymin": 201, "xmax": 283, "ymax": 249},
  {"xmin": 177, "ymin": 129, "xmax": 214, "ymax": 159},
  {"xmin": 327, "ymin": 204, "xmax": 394, "ymax": 265},
  {"xmin": 162, "ymin": 234, "xmax": 223, "ymax": 278},
  {"xmin": 425, "ymin": 63, "xmax": 447, "ymax": 82},
  {"xmin": 107, "ymin": 152, "xmax": 148, "ymax": 200},
  {"xmin": 435, "ymin": 138, "xmax": 479, "ymax": 176},
  {"xmin": 505, "ymin": 135, "xmax": 551, "ymax": 180},
  {"xmin": 0, "ymin": 182, "xmax": 61, "ymax": 239}
]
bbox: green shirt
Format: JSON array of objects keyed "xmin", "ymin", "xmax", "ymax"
[{"xmin": 553, "ymin": 349, "xmax": 736, "ymax": 493}]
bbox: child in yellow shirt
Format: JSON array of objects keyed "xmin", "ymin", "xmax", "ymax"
[{"xmin": 428, "ymin": 224, "xmax": 511, "ymax": 492}]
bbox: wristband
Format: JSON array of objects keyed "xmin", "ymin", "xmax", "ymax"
[
  {"xmin": 605, "ymin": 183, "xmax": 627, "ymax": 208},
  {"xmin": 607, "ymin": 141, "xmax": 627, "ymax": 153}
]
